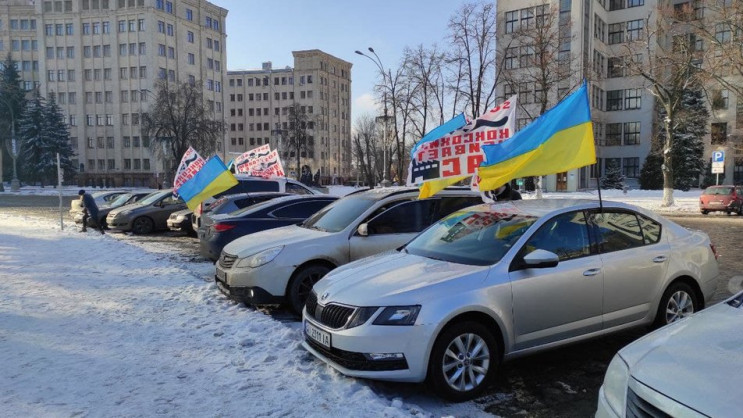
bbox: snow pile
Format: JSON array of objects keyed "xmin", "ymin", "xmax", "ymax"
[{"xmin": 0, "ymin": 214, "xmax": 490, "ymax": 417}]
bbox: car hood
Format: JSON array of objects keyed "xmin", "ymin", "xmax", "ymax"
[
  {"xmin": 620, "ymin": 300, "xmax": 743, "ymax": 417},
  {"xmin": 108, "ymin": 202, "xmax": 146, "ymax": 216},
  {"xmin": 223, "ymin": 224, "xmax": 328, "ymax": 257},
  {"xmin": 313, "ymin": 251, "xmax": 487, "ymax": 307}
]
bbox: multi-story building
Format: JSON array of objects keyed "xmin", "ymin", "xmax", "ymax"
[
  {"xmin": 225, "ymin": 50, "xmax": 353, "ymax": 185},
  {"xmin": 497, "ymin": 0, "xmax": 743, "ymax": 190},
  {"xmin": 0, "ymin": 0, "xmax": 227, "ymax": 187}
]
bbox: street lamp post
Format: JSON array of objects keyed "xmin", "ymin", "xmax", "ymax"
[
  {"xmin": 355, "ymin": 47, "xmax": 392, "ymax": 187},
  {"xmin": 0, "ymin": 98, "xmax": 21, "ymax": 191}
]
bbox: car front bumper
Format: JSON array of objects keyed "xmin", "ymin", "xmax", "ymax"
[
  {"xmin": 214, "ymin": 257, "xmax": 296, "ymax": 301},
  {"xmin": 300, "ymin": 313, "xmax": 431, "ymax": 383},
  {"xmin": 167, "ymin": 218, "xmax": 191, "ymax": 232},
  {"xmin": 106, "ymin": 214, "xmax": 133, "ymax": 231}
]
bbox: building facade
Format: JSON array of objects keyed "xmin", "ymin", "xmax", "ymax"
[
  {"xmin": 0, "ymin": 0, "xmax": 227, "ymax": 187},
  {"xmin": 225, "ymin": 50, "xmax": 353, "ymax": 185},
  {"xmin": 497, "ymin": 0, "xmax": 743, "ymax": 190}
]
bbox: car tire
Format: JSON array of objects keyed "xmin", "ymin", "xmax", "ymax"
[
  {"xmin": 131, "ymin": 216, "xmax": 154, "ymax": 235},
  {"xmin": 654, "ymin": 282, "xmax": 698, "ymax": 328},
  {"xmin": 427, "ymin": 321, "xmax": 499, "ymax": 402},
  {"xmin": 287, "ymin": 264, "xmax": 331, "ymax": 315},
  {"xmin": 701, "ymin": 210, "xmax": 709, "ymax": 215}
]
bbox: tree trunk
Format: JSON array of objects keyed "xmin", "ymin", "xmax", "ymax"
[{"xmin": 661, "ymin": 114, "xmax": 675, "ymax": 207}]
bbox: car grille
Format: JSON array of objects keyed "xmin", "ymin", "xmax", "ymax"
[
  {"xmin": 219, "ymin": 253, "xmax": 237, "ymax": 269},
  {"xmin": 305, "ymin": 291, "xmax": 355, "ymax": 329},
  {"xmin": 626, "ymin": 387, "xmax": 672, "ymax": 418},
  {"xmin": 305, "ymin": 337, "xmax": 408, "ymax": 371}
]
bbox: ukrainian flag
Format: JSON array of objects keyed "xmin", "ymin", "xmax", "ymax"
[
  {"xmin": 477, "ymin": 83, "xmax": 596, "ymax": 192},
  {"xmin": 177, "ymin": 155, "xmax": 238, "ymax": 210}
]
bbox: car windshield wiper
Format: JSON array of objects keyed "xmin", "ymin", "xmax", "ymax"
[{"xmin": 304, "ymin": 224, "xmax": 326, "ymax": 232}]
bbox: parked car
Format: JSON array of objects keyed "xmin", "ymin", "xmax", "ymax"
[
  {"xmin": 69, "ymin": 190, "xmax": 128, "ymax": 219},
  {"xmin": 167, "ymin": 209, "xmax": 195, "ymax": 235},
  {"xmin": 199, "ymin": 194, "xmax": 338, "ymax": 261},
  {"xmin": 301, "ymin": 199, "xmax": 720, "ymax": 401},
  {"xmin": 192, "ymin": 176, "xmax": 318, "ymax": 230},
  {"xmin": 198, "ymin": 192, "xmax": 291, "ymax": 230},
  {"xmin": 215, "ymin": 187, "xmax": 482, "ymax": 314},
  {"xmin": 73, "ymin": 191, "xmax": 156, "ymax": 228},
  {"xmin": 699, "ymin": 185, "xmax": 743, "ymax": 215},
  {"xmin": 106, "ymin": 190, "xmax": 187, "ymax": 234},
  {"xmin": 597, "ymin": 290, "xmax": 743, "ymax": 417}
]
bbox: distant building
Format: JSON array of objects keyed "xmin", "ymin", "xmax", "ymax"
[
  {"xmin": 497, "ymin": 0, "xmax": 743, "ymax": 190},
  {"xmin": 0, "ymin": 0, "xmax": 227, "ymax": 187},
  {"xmin": 225, "ymin": 50, "xmax": 352, "ymax": 184}
]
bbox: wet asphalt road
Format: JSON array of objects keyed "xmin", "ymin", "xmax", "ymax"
[{"xmin": 2, "ymin": 194, "xmax": 742, "ymax": 417}]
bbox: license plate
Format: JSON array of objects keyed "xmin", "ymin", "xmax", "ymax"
[
  {"xmin": 215, "ymin": 268, "xmax": 226, "ymax": 281},
  {"xmin": 305, "ymin": 320, "xmax": 331, "ymax": 349}
]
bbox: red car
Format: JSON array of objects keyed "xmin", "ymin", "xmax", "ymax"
[{"xmin": 700, "ymin": 185, "xmax": 743, "ymax": 215}]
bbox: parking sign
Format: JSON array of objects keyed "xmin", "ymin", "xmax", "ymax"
[{"xmin": 713, "ymin": 150, "xmax": 725, "ymax": 163}]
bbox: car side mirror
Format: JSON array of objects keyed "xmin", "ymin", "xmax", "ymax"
[
  {"xmin": 357, "ymin": 223, "xmax": 368, "ymax": 237},
  {"xmin": 523, "ymin": 249, "xmax": 559, "ymax": 269}
]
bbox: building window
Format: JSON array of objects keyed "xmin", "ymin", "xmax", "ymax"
[
  {"xmin": 505, "ymin": 10, "xmax": 518, "ymax": 34},
  {"xmin": 187, "ymin": 31, "xmax": 194, "ymax": 43},
  {"xmin": 594, "ymin": 15, "xmax": 606, "ymax": 43},
  {"xmin": 623, "ymin": 157, "xmax": 639, "ymax": 177},
  {"xmin": 624, "ymin": 89, "xmax": 642, "ymax": 109},
  {"xmin": 609, "ymin": 0, "xmax": 625, "ymax": 11},
  {"xmin": 715, "ymin": 23, "xmax": 731, "ymax": 43},
  {"xmin": 606, "ymin": 90, "xmax": 623, "ymax": 111},
  {"xmin": 605, "ymin": 123, "xmax": 622, "ymax": 146},
  {"xmin": 186, "ymin": 8, "xmax": 193, "ymax": 21},
  {"xmin": 623, "ymin": 122, "xmax": 640, "ymax": 145},
  {"xmin": 608, "ymin": 22, "xmax": 624, "ymax": 45},
  {"xmin": 712, "ymin": 89, "xmax": 729, "ymax": 109},
  {"xmin": 608, "ymin": 57, "xmax": 623, "ymax": 78},
  {"xmin": 626, "ymin": 19, "xmax": 643, "ymax": 41},
  {"xmin": 711, "ymin": 122, "xmax": 727, "ymax": 145}
]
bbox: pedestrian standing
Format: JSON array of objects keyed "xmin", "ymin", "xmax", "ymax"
[{"xmin": 79, "ymin": 189, "xmax": 105, "ymax": 234}]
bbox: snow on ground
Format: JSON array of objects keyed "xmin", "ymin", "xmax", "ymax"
[{"xmin": 0, "ymin": 213, "xmax": 491, "ymax": 418}]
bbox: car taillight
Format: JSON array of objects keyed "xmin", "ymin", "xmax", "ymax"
[
  {"xmin": 710, "ymin": 243, "xmax": 719, "ymax": 260},
  {"xmin": 213, "ymin": 223, "xmax": 236, "ymax": 232}
]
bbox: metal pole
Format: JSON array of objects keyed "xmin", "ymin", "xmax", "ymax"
[
  {"xmin": 57, "ymin": 153, "xmax": 64, "ymax": 230},
  {"xmin": 716, "ymin": 173, "xmax": 719, "ymax": 185}
]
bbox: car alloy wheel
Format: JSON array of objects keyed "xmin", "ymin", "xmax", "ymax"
[
  {"xmin": 428, "ymin": 321, "xmax": 498, "ymax": 401},
  {"xmin": 656, "ymin": 282, "xmax": 698, "ymax": 327},
  {"xmin": 287, "ymin": 264, "xmax": 330, "ymax": 315},
  {"xmin": 132, "ymin": 216, "xmax": 154, "ymax": 235}
]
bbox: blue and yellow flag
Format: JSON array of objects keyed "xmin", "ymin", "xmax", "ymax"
[
  {"xmin": 477, "ymin": 83, "xmax": 596, "ymax": 192},
  {"xmin": 177, "ymin": 155, "xmax": 238, "ymax": 210}
]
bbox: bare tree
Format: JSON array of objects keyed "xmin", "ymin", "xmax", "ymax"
[
  {"xmin": 616, "ymin": 6, "xmax": 708, "ymax": 206},
  {"xmin": 283, "ymin": 102, "xmax": 314, "ymax": 179},
  {"xmin": 142, "ymin": 80, "xmax": 224, "ymax": 181},
  {"xmin": 445, "ymin": 1, "xmax": 498, "ymax": 117},
  {"xmin": 352, "ymin": 114, "xmax": 380, "ymax": 187}
]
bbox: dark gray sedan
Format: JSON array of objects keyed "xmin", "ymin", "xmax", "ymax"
[{"xmin": 106, "ymin": 190, "xmax": 187, "ymax": 234}]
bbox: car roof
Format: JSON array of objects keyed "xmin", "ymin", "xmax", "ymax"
[
  {"xmin": 217, "ymin": 191, "xmax": 290, "ymax": 201},
  {"xmin": 464, "ymin": 198, "xmax": 662, "ymax": 220}
]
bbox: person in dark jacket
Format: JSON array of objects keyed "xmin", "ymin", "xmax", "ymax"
[{"xmin": 79, "ymin": 189, "xmax": 105, "ymax": 234}]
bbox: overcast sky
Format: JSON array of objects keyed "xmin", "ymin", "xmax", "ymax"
[{"xmin": 212, "ymin": 0, "xmax": 475, "ymax": 120}]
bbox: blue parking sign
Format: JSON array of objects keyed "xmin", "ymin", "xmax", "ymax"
[{"xmin": 713, "ymin": 150, "xmax": 725, "ymax": 162}]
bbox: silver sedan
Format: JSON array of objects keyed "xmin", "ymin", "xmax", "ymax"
[{"xmin": 302, "ymin": 199, "xmax": 720, "ymax": 401}]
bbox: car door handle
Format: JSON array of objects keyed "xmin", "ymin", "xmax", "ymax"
[
  {"xmin": 653, "ymin": 256, "xmax": 667, "ymax": 263},
  {"xmin": 583, "ymin": 268, "xmax": 601, "ymax": 277}
]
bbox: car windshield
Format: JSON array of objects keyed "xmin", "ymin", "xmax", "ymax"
[
  {"xmin": 139, "ymin": 191, "xmax": 169, "ymax": 206},
  {"xmin": 108, "ymin": 193, "xmax": 134, "ymax": 208},
  {"xmin": 405, "ymin": 209, "xmax": 538, "ymax": 266},
  {"xmin": 301, "ymin": 195, "xmax": 378, "ymax": 232},
  {"xmin": 704, "ymin": 187, "xmax": 732, "ymax": 195}
]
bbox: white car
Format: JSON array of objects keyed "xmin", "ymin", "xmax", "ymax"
[
  {"xmin": 301, "ymin": 199, "xmax": 720, "ymax": 401},
  {"xmin": 215, "ymin": 187, "xmax": 482, "ymax": 314},
  {"xmin": 597, "ymin": 290, "xmax": 743, "ymax": 417}
]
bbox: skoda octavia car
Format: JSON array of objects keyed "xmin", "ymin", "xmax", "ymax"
[
  {"xmin": 302, "ymin": 199, "xmax": 719, "ymax": 401},
  {"xmin": 597, "ymin": 290, "xmax": 743, "ymax": 417}
]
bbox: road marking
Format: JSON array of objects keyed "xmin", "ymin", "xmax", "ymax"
[{"xmin": 728, "ymin": 276, "xmax": 743, "ymax": 294}]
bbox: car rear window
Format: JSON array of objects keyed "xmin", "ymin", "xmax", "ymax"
[{"xmin": 704, "ymin": 187, "xmax": 733, "ymax": 195}]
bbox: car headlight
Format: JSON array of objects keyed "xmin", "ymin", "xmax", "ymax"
[
  {"xmin": 235, "ymin": 246, "xmax": 284, "ymax": 269},
  {"xmin": 372, "ymin": 305, "xmax": 421, "ymax": 326},
  {"xmin": 346, "ymin": 307, "xmax": 379, "ymax": 328},
  {"xmin": 602, "ymin": 355, "xmax": 630, "ymax": 415}
]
